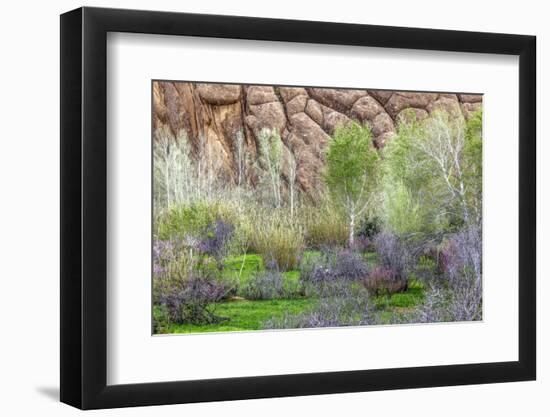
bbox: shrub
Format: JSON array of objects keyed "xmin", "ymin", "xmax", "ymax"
[
  {"xmin": 442, "ymin": 225, "xmax": 482, "ymax": 284},
  {"xmin": 265, "ymin": 259, "xmax": 279, "ymax": 271},
  {"xmin": 303, "ymin": 203, "xmax": 348, "ymax": 248},
  {"xmin": 352, "ymin": 235, "xmax": 374, "ymax": 253},
  {"xmin": 357, "ymin": 216, "xmax": 381, "ymax": 239},
  {"xmin": 300, "ymin": 249, "xmax": 369, "ymax": 285},
  {"xmin": 333, "ymin": 249, "xmax": 370, "ymax": 280},
  {"xmin": 409, "ymin": 284, "xmax": 448, "ymax": 324},
  {"xmin": 413, "ymin": 249, "xmax": 441, "ymax": 282},
  {"xmin": 440, "ymin": 224, "xmax": 482, "ymax": 321},
  {"xmin": 298, "ymin": 251, "xmax": 324, "ymax": 282},
  {"xmin": 198, "ymin": 219, "xmax": 235, "ymax": 269},
  {"xmin": 156, "ymin": 274, "xmax": 230, "ymax": 325},
  {"xmin": 155, "ymin": 201, "xmax": 235, "ymax": 241},
  {"xmin": 248, "ymin": 214, "xmax": 305, "ymax": 271},
  {"xmin": 408, "ymin": 225, "xmax": 482, "ymax": 323},
  {"xmin": 373, "ymin": 232, "xmax": 410, "ymax": 280},
  {"xmin": 153, "ymin": 238, "xmax": 175, "ymax": 280},
  {"xmin": 298, "ymin": 249, "xmax": 370, "ymax": 298},
  {"xmin": 242, "ymin": 270, "xmax": 284, "ymax": 300},
  {"xmin": 263, "ymin": 292, "xmax": 374, "ymax": 329},
  {"xmin": 363, "ymin": 266, "xmax": 408, "ymax": 296},
  {"xmin": 152, "ymin": 237, "xmax": 197, "ymax": 285},
  {"xmin": 152, "ymin": 305, "xmax": 171, "ymax": 334}
]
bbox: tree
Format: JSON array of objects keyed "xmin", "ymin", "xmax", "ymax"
[
  {"xmin": 153, "ymin": 126, "xmax": 194, "ymax": 208},
  {"xmin": 196, "ymin": 133, "xmax": 222, "ymax": 201},
  {"xmin": 383, "ymin": 109, "xmax": 482, "ymax": 235},
  {"xmin": 324, "ymin": 122, "xmax": 381, "ymax": 248}
]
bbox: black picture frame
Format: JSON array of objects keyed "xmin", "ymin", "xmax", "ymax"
[{"xmin": 60, "ymin": 6, "xmax": 536, "ymax": 410}]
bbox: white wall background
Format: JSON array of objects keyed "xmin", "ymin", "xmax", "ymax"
[{"xmin": 0, "ymin": 0, "xmax": 545, "ymax": 415}]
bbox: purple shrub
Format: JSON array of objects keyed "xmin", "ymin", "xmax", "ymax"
[
  {"xmin": 373, "ymin": 232, "xmax": 410, "ymax": 281},
  {"xmin": 440, "ymin": 224, "xmax": 482, "ymax": 321},
  {"xmin": 153, "ymin": 239, "xmax": 175, "ymax": 262},
  {"xmin": 441, "ymin": 225, "xmax": 482, "ymax": 284},
  {"xmin": 199, "ymin": 219, "xmax": 234, "ymax": 269},
  {"xmin": 306, "ymin": 265, "xmax": 334, "ymax": 285},
  {"xmin": 263, "ymin": 293, "xmax": 374, "ymax": 329},
  {"xmin": 265, "ymin": 258, "xmax": 279, "ymax": 271},
  {"xmin": 300, "ymin": 249, "xmax": 369, "ymax": 285},
  {"xmin": 153, "ymin": 263, "xmax": 165, "ymax": 277},
  {"xmin": 153, "ymin": 239, "xmax": 176, "ymax": 279},
  {"xmin": 407, "ymin": 224, "xmax": 482, "ymax": 324},
  {"xmin": 411, "ymin": 284, "xmax": 447, "ymax": 324},
  {"xmin": 333, "ymin": 249, "xmax": 370, "ymax": 281},
  {"xmin": 158, "ymin": 275, "xmax": 229, "ymax": 325},
  {"xmin": 242, "ymin": 270, "xmax": 284, "ymax": 300}
]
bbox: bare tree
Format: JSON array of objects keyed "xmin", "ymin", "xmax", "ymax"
[
  {"xmin": 414, "ymin": 112, "xmax": 471, "ymax": 224},
  {"xmin": 153, "ymin": 126, "xmax": 194, "ymax": 208},
  {"xmin": 196, "ymin": 133, "xmax": 222, "ymax": 202},
  {"xmin": 287, "ymin": 150, "xmax": 299, "ymax": 219}
]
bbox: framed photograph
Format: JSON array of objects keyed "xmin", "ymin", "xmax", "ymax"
[{"xmin": 60, "ymin": 6, "xmax": 536, "ymax": 409}]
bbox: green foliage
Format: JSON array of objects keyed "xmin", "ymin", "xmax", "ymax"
[
  {"xmin": 463, "ymin": 109, "xmax": 483, "ymax": 218},
  {"xmin": 383, "ymin": 110, "xmax": 482, "ymax": 236},
  {"xmin": 383, "ymin": 181, "xmax": 425, "ymax": 235},
  {"xmin": 324, "ymin": 122, "xmax": 381, "ymax": 211},
  {"xmin": 382, "ymin": 117, "xmax": 444, "ymax": 235},
  {"xmin": 155, "ymin": 201, "xmax": 235, "ymax": 241},
  {"xmin": 152, "ymin": 305, "xmax": 171, "ymax": 334},
  {"xmin": 357, "ymin": 216, "xmax": 381, "ymax": 239},
  {"xmin": 324, "ymin": 122, "xmax": 382, "ymax": 246}
]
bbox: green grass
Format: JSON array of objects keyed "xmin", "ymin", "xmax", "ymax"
[
  {"xmin": 373, "ymin": 279, "xmax": 425, "ymax": 309},
  {"xmin": 223, "ymin": 253, "xmax": 263, "ymax": 282},
  {"xmin": 222, "ymin": 253, "xmax": 302, "ymax": 291},
  {"xmin": 160, "ymin": 298, "xmax": 317, "ymax": 333},
  {"xmin": 364, "ymin": 251, "xmax": 378, "ymax": 264},
  {"xmin": 373, "ymin": 280, "xmax": 425, "ymax": 324}
]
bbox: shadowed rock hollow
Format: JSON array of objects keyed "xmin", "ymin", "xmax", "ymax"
[{"xmin": 153, "ymin": 81, "xmax": 482, "ymax": 197}]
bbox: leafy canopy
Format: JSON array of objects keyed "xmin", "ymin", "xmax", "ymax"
[
  {"xmin": 324, "ymin": 121, "xmax": 381, "ymax": 214},
  {"xmin": 382, "ymin": 109, "xmax": 483, "ymax": 236}
]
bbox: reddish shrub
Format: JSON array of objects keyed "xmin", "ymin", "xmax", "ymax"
[{"xmin": 363, "ymin": 266, "xmax": 408, "ymax": 296}]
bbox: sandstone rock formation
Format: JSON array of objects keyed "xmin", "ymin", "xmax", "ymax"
[{"xmin": 153, "ymin": 81, "xmax": 482, "ymax": 196}]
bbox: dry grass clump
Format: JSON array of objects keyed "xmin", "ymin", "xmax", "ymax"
[{"xmin": 302, "ymin": 203, "xmax": 348, "ymax": 248}]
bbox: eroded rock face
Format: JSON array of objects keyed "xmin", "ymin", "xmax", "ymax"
[
  {"xmin": 196, "ymin": 84, "xmax": 241, "ymax": 105},
  {"xmin": 153, "ymin": 82, "xmax": 482, "ymax": 196}
]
